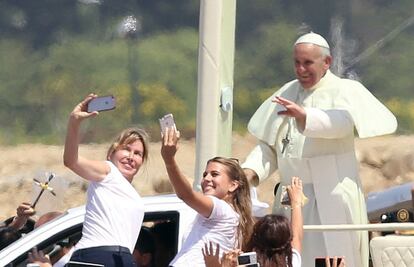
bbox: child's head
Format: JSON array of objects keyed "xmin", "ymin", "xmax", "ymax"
[
  {"xmin": 202, "ymin": 157, "xmax": 254, "ymax": 250},
  {"xmin": 246, "ymin": 214, "xmax": 293, "ymax": 267}
]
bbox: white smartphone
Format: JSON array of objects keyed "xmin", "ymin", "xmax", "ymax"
[
  {"xmin": 159, "ymin": 113, "xmax": 176, "ymax": 133},
  {"xmin": 238, "ymin": 251, "xmax": 257, "ymax": 265},
  {"xmin": 87, "ymin": 95, "xmax": 116, "ymax": 113}
]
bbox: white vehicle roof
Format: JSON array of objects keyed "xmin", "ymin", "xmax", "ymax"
[{"xmin": 0, "ymin": 194, "xmax": 196, "ymax": 266}]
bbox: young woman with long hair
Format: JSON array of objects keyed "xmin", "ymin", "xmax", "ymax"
[{"xmin": 161, "ymin": 127, "xmax": 254, "ymax": 267}]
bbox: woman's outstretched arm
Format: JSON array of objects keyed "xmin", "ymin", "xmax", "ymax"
[
  {"xmin": 161, "ymin": 127, "xmax": 213, "ymax": 217},
  {"xmin": 63, "ymin": 94, "xmax": 110, "ymax": 182}
]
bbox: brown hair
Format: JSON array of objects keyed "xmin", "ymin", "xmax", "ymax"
[
  {"xmin": 246, "ymin": 214, "xmax": 293, "ymax": 267},
  {"xmin": 206, "ymin": 157, "xmax": 254, "ymax": 250},
  {"xmin": 106, "ymin": 128, "xmax": 149, "ymax": 163}
]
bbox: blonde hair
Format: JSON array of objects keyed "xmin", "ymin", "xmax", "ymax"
[
  {"xmin": 206, "ymin": 157, "xmax": 254, "ymax": 250},
  {"xmin": 106, "ymin": 128, "xmax": 149, "ymax": 162}
]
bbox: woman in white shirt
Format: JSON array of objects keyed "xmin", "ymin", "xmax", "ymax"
[
  {"xmin": 63, "ymin": 94, "xmax": 149, "ymax": 267},
  {"xmin": 161, "ymin": 127, "xmax": 254, "ymax": 267}
]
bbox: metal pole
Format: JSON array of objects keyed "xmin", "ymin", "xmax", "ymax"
[{"xmin": 194, "ymin": 0, "xmax": 237, "ymax": 190}]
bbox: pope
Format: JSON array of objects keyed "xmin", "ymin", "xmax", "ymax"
[{"xmin": 242, "ymin": 32, "xmax": 397, "ymax": 267}]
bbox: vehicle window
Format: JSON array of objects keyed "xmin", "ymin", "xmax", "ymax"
[
  {"xmin": 6, "ymin": 211, "xmax": 180, "ymax": 267},
  {"xmin": 141, "ymin": 211, "xmax": 180, "ymax": 267},
  {"xmin": 9, "ymin": 224, "xmax": 83, "ymax": 267}
]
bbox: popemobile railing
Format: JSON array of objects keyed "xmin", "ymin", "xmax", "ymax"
[{"xmin": 304, "ymin": 222, "xmax": 414, "ymax": 232}]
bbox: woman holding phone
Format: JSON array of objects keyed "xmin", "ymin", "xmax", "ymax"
[
  {"xmin": 63, "ymin": 94, "xmax": 149, "ymax": 266},
  {"xmin": 161, "ymin": 126, "xmax": 254, "ymax": 267}
]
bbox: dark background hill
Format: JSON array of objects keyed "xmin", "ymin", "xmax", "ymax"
[{"xmin": 0, "ymin": 0, "xmax": 414, "ymax": 144}]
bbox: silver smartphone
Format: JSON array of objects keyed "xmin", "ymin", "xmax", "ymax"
[
  {"xmin": 87, "ymin": 95, "xmax": 116, "ymax": 113},
  {"xmin": 159, "ymin": 113, "xmax": 176, "ymax": 133},
  {"xmin": 237, "ymin": 251, "xmax": 257, "ymax": 266}
]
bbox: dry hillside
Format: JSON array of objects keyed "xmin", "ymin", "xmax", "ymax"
[{"xmin": 0, "ymin": 134, "xmax": 412, "ymax": 221}]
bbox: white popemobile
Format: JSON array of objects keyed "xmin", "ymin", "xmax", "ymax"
[{"xmin": 0, "ymin": 193, "xmax": 268, "ymax": 267}]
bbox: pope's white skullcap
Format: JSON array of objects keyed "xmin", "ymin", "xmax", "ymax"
[{"xmin": 294, "ymin": 32, "xmax": 330, "ymax": 49}]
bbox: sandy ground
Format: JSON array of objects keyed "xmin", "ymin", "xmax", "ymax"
[{"xmin": 0, "ymin": 133, "xmax": 412, "ymax": 221}]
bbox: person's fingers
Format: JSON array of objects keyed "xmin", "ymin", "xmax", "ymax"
[
  {"xmin": 166, "ymin": 127, "xmax": 172, "ymax": 144},
  {"xmin": 83, "ymin": 93, "xmax": 97, "ymax": 104},
  {"xmin": 332, "ymin": 256, "xmax": 338, "ymax": 267},
  {"xmin": 201, "ymin": 246, "xmax": 206, "ymax": 257},
  {"xmin": 325, "ymin": 257, "xmax": 331, "ymax": 267},
  {"xmin": 209, "ymin": 241, "xmax": 214, "ymax": 255},
  {"xmin": 271, "ymin": 96, "xmax": 281, "ymax": 103},
  {"xmin": 168, "ymin": 127, "xmax": 178, "ymax": 143},
  {"xmin": 165, "ymin": 127, "xmax": 172, "ymax": 146},
  {"xmin": 162, "ymin": 127, "xmax": 168, "ymax": 146},
  {"xmin": 38, "ymin": 250, "xmax": 46, "ymax": 258},
  {"xmin": 27, "ymin": 252, "xmax": 34, "ymax": 261},
  {"xmin": 273, "ymin": 96, "xmax": 291, "ymax": 104},
  {"xmin": 214, "ymin": 242, "xmax": 220, "ymax": 256},
  {"xmin": 77, "ymin": 94, "xmax": 96, "ymax": 112},
  {"xmin": 291, "ymin": 176, "xmax": 302, "ymax": 188},
  {"xmin": 31, "ymin": 247, "xmax": 39, "ymax": 257}
]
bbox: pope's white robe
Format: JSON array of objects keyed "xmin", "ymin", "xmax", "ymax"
[{"xmin": 243, "ymin": 70, "xmax": 397, "ymax": 267}]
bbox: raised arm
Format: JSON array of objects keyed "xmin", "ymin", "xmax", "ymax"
[
  {"xmin": 287, "ymin": 176, "xmax": 304, "ymax": 253},
  {"xmin": 273, "ymin": 96, "xmax": 354, "ymax": 139},
  {"xmin": 63, "ymin": 94, "xmax": 110, "ymax": 182},
  {"xmin": 161, "ymin": 127, "xmax": 213, "ymax": 217}
]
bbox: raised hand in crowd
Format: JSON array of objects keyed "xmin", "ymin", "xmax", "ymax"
[
  {"xmin": 27, "ymin": 247, "xmax": 52, "ymax": 267},
  {"xmin": 9, "ymin": 202, "xmax": 35, "ymax": 231}
]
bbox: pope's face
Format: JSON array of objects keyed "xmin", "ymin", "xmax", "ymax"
[{"xmin": 294, "ymin": 43, "xmax": 331, "ymax": 89}]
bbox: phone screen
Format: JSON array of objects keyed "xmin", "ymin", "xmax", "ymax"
[
  {"xmin": 237, "ymin": 252, "xmax": 257, "ymax": 265},
  {"xmin": 87, "ymin": 95, "xmax": 116, "ymax": 113},
  {"xmin": 280, "ymin": 185, "xmax": 291, "ymax": 205}
]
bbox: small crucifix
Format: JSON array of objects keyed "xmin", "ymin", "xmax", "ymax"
[{"xmin": 281, "ymin": 134, "xmax": 290, "ymax": 154}]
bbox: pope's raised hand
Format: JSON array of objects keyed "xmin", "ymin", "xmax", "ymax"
[{"xmin": 272, "ymin": 96, "xmax": 306, "ymax": 130}]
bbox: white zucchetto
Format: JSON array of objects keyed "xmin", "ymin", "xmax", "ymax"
[{"xmin": 294, "ymin": 32, "xmax": 330, "ymax": 49}]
